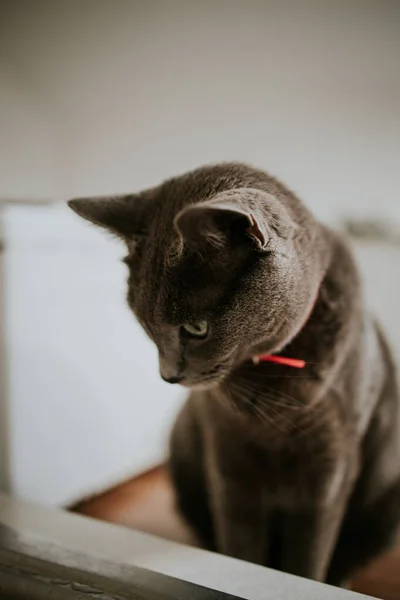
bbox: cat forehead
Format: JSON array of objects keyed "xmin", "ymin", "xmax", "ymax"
[{"xmin": 135, "ymin": 247, "xmax": 224, "ymax": 323}]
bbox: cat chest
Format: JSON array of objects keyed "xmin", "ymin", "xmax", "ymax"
[
  {"xmin": 215, "ymin": 434, "xmax": 341, "ymax": 510},
  {"xmin": 200, "ymin": 397, "xmax": 343, "ymax": 508},
  {"xmin": 258, "ymin": 450, "xmax": 333, "ymax": 508}
]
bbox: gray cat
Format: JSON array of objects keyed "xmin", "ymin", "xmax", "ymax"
[{"xmin": 69, "ymin": 163, "xmax": 400, "ymax": 586}]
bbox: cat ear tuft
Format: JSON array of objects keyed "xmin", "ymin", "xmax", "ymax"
[
  {"xmin": 68, "ymin": 194, "xmax": 145, "ymax": 239},
  {"xmin": 174, "ymin": 188, "xmax": 296, "ymax": 251}
]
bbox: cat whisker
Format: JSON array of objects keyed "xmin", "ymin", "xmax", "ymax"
[
  {"xmin": 226, "ymin": 376, "xmax": 327, "ymax": 440},
  {"xmin": 229, "ymin": 376, "xmax": 304, "ymax": 409}
]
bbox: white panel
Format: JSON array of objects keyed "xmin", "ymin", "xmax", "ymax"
[
  {"xmin": 3, "ymin": 204, "xmax": 184, "ymax": 505},
  {"xmin": 352, "ymin": 242, "xmax": 400, "ymax": 362}
]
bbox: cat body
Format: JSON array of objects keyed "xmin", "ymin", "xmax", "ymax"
[{"xmin": 69, "ymin": 163, "xmax": 400, "ymax": 585}]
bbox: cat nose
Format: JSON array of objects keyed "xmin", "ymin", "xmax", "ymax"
[{"xmin": 161, "ymin": 375, "xmax": 184, "ymax": 384}]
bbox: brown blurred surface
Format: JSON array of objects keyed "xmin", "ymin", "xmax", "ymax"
[{"xmin": 71, "ymin": 465, "xmax": 400, "ymax": 600}]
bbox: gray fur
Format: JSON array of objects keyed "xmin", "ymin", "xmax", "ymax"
[{"xmin": 69, "ymin": 162, "xmax": 400, "ymax": 585}]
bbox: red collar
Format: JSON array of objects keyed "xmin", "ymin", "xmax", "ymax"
[
  {"xmin": 251, "ymin": 293, "xmax": 318, "ymax": 370},
  {"xmin": 252, "ymin": 354, "xmax": 305, "ymax": 369}
]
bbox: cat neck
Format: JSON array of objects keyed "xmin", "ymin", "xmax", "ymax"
[{"xmin": 222, "ymin": 232, "xmax": 362, "ymax": 408}]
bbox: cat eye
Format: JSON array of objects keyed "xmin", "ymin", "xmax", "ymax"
[{"xmin": 181, "ymin": 321, "xmax": 209, "ymax": 339}]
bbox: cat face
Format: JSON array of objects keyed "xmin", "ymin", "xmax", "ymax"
[{"xmin": 69, "ymin": 163, "xmax": 323, "ymax": 388}]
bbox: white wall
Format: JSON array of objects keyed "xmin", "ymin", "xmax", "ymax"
[
  {"xmin": 2, "ymin": 0, "xmax": 399, "ymax": 220},
  {"xmin": 0, "ymin": 61, "xmax": 62, "ymax": 199},
  {"xmin": 0, "ymin": 0, "xmax": 399, "ymax": 505}
]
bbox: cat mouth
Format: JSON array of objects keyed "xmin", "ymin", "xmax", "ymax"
[
  {"xmin": 180, "ymin": 363, "xmax": 232, "ymax": 389},
  {"xmin": 172, "ymin": 348, "xmax": 239, "ymax": 389}
]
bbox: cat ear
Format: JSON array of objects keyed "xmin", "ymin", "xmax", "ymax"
[
  {"xmin": 68, "ymin": 194, "xmax": 146, "ymax": 239},
  {"xmin": 174, "ymin": 188, "xmax": 296, "ymax": 251}
]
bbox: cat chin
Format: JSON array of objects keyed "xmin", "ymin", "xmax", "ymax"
[{"xmin": 180, "ymin": 375, "xmax": 228, "ymax": 391}]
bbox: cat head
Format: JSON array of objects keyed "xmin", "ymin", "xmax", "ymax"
[{"xmin": 68, "ymin": 163, "xmax": 326, "ymax": 388}]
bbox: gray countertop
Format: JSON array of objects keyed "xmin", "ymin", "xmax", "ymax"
[{"xmin": 0, "ymin": 493, "xmax": 374, "ymax": 600}]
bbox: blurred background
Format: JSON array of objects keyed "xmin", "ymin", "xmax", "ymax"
[{"xmin": 0, "ymin": 0, "xmax": 399, "ymax": 513}]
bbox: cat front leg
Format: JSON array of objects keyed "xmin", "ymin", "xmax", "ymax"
[
  {"xmin": 207, "ymin": 465, "xmax": 269, "ymax": 565},
  {"xmin": 281, "ymin": 505, "xmax": 345, "ymax": 581},
  {"xmin": 280, "ymin": 462, "xmax": 355, "ymax": 582}
]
